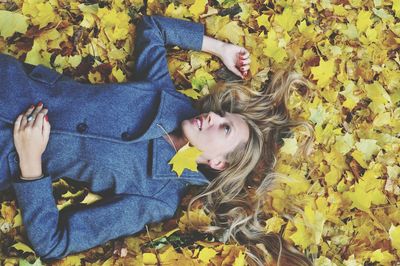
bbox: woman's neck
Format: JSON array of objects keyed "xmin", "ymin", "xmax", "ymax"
[{"xmin": 164, "ymin": 128, "xmax": 188, "ymax": 151}]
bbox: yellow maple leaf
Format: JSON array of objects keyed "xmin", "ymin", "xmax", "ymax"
[
  {"xmin": 265, "ymin": 216, "xmax": 286, "ymax": 233},
  {"xmin": 198, "ymin": 247, "xmax": 218, "ymax": 262},
  {"xmin": 165, "ymin": 3, "xmax": 191, "ymax": 20},
  {"xmin": 311, "ymin": 58, "xmax": 336, "ymax": 88},
  {"xmin": 298, "ymin": 19, "xmax": 317, "ymax": 40},
  {"xmin": 58, "ymin": 254, "xmax": 85, "ymax": 265},
  {"xmin": 179, "ymin": 209, "xmax": 211, "ymax": 232},
  {"xmin": 334, "ymin": 133, "xmax": 354, "ymax": 155},
  {"xmin": 189, "ymin": 0, "xmax": 207, "ymax": 20},
  {"xmin": 0, "ymin": 11, "xmax": 29, "ymax": 38},
  {"xmin": 112, "ymin": 66, "xmax": 126, "ymax": 83},
  {"xmin": 81, "ymin": 192, "xmax": 102, "ymax": 205},
  {"xmin": 11, "ymin": 242, "xmax": 35, "ymax": 254},
  {"xmin": 191, "ymin": 67, "xmax": 216, "ymax": 91},
  {"xmin": 12, "ymin": 211, "xmax": 22, "ymax": 228},
  {"xmin": 88, "ymin": 71, "xmax": 103, "ymax": 84},
  {"xmin": 143, "ymin": 253, "xmax": 157, "ymax": 264},
  {"xmin": 356, "ymin": 10, "xmax": 373, "ymax": 33},
  {"xmin": 373, "ymin": 112, "xmax": 391, "ymax": 127},
  {"xmin": 25, "ymin": 39, "xmax": 52, "ymax": 67},
  {"xmin": 324, "ymin": 166, "xmax": 341, "ymax": 186},
  {"xmin": 355, "ymin": 139, "xmax": 380, "ymax": 161},
  {"xmin": 178, "ymin": 88, "xmax": 201, "ymax": 99},
  {"xmin": 289, "ymin": 215, "xmax": 313, "ymax": 250},
  {"xmin": 189, "ymin": 51, "xmax": 212, "ymax": 71},
  {"xmin": 370, "ymin": 249, "xmax": 396, "ymax": 264},
  {"xmin": 344, "ymin": 183, "xmax": 372, "ymax": 212},
  {"xmin": 205, "ymin": 15, "xmax": 230, "ymax": 36},
  {"xmin": 274, "ymin": 7, "xmax": 302, "ymax": 32},
  {"xmin": 216, "ymin": 21, "xmax": 244, "ymax": 45},
  {"xmin": 364, "ymin": 81, "xmax": 392, "ymax": 110},
  {"xmin": 309, "ymin": 104, "xmax": 328, "ymax": 125},
  {"xmin": 393, "ymin": 0, "xmax": 400, "ymax": 18},
  {"xmin": 22, "ymin": 1, "xmax": 58, "ymax": 29},
  {"xmin": 232, "ymin": 251, "xmax": 246, "ymax": 266},
  {"xmin": 168, "ymin": 143, "xmax": 202, "ymax": 177},
  {"xmin": 351, "ymin": 150, "xmax": 368, "ymax": 168},
  {"xmin": 304, "ymin": 201, "xmax": 326, "ymax": 245},
  {"xmin": 263, "ymin": 29, "xmax": 287, "ymax": 63},
  {"xmin": 280, "ymin": 137, "xmax": 298, "ymax": 155},
  {"xmin": 389, "ymin": 224, "xmax": 400, "ymax": 250},
  {"xmin": 256, "ymin": 14, "xmax": 270, "ymax": 29},
  {"xmin": 1, "ymin": 203, "xmax": 16, "ymax": 223},
  {"xmin": 339, "ymin": 80, "xmax": 361, "ymax": 110}
]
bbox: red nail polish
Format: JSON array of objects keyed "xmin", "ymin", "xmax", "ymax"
[
  {"xmin": 38, "ymin": 101, "xmax": 43, "ymax": 106},
  {"xmin": 45, "ymin": 115, "xmax": 48, "ymax": 122},
  {"xmin": 30, "ymin": 105, "xmax": 34, "ymax": 108}
]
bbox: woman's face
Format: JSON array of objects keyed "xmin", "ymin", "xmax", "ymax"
[{"xmin": 181, "ymin": 111, "xmax": 250, "ymax": 170}]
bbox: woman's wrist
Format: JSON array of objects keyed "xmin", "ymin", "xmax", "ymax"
[
  {"xmin": 201, "ymin": 35, "xmax": 225, "ymax": 58},
  {"xmin": 19, "ymin": 157, "xmax": 43, "ymax": 180}
]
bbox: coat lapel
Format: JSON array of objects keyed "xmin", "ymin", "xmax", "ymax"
[
  {"xmin": 150, "ymin": 137, "xmax": 209, "ymax": 185},
  {"xmin": 129, "ymin": 89, "xmax": 199, "ymax": 142}
]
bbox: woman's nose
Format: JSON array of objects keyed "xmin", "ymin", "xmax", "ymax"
[{"xmin": 207, "ymin": 111, "xmax": 221, "ymax": 126}]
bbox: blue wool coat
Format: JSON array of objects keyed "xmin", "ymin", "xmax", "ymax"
[{"xmin": 0, "ymin": 16, "xmax": 209, "ymax": 259}]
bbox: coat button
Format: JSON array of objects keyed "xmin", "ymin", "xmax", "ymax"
[
  {"xmin": 76, "ymin": 123, "xmax": 88, "ymax": 133},
  {"xmin": 121, "ymin": 132, "xmax": 130, "ymax": 141}
]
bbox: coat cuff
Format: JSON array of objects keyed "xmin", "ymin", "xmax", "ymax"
[{"xmin": 12, "ymin": 175, "xmax": 55, "ymax": 207}]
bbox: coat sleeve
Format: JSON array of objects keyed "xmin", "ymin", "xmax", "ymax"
[
  {"xmin": 133, "ymin": 15, "xmax": 204, "ymax": 83},
  {"xmin": 12, "ymin": 176, "xmax": 177, "ymax": 260}
]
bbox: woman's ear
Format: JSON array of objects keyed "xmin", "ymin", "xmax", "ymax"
[{"xmin": 208, "ymin": 159, "xmax": 227, "ymax": 171}]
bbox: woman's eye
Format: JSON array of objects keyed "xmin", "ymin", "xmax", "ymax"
[{"xmin": 224, "ymin": 124, "xmax": 231, "ymax": 134}]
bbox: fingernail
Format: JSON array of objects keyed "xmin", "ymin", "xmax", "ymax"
[
  {"xmin": 45, "ymin": 115, "xmax": 48, "ymax": 122},
  {"xmin": 38, "ymin": 101, "xmax": 43, "ymax": 106},
  {"xmin": 30, "ymin": 105, "xmax": 34, "ymax": 108}
]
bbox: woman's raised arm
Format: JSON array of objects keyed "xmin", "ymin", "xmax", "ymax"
[
  {"xmin": 133, "ymin": 15, "xmax": 204, "ymax": 83},
  {"xmin": 133, "ymin": 15, "xmax": 251, "ymax": 83}
]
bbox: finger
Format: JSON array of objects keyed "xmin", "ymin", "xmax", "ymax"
[
  {"xmin": 239, "ymin": 65, "xmax": 250, "ymax": 72},
  {"xmin": 33, "ymin": 108, "xmax": 48, "ymax": 129},
  {"xmin": 230, "ymin": 66, "xmax": 244, "ymax": 79},
  {"xmin": 31, "ymin": 102, "xmax": 44, "ymax": 119},
  {"xmin": 14, "ymin": 114, "xmax": 23, "ymax": 134},
  {"xmin": 26, "ymin": 102, "xmax": 44, "ymax": 128},
  {"xmin": 239, "ymin": 58, "xmax": 251, "ymax": 66},
  {"xmin": 21, "ymin": 105, "xmax": 35, "ymax": 128},
  {"xmin": 42, "ymin": 115, "xmax": 51, "ymax": 142},
  {"xmin": 239, "ymin": 49, "xmax": 250, "ymax": 60}
]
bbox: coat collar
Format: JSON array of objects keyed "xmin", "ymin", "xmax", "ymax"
[
  {"xmin": 129, "ymin": 89, "xmax": 200, "ymax": 143},
  {"xmin": 150, "ymin": 136, "xmax": 210, "ymax": 186}
]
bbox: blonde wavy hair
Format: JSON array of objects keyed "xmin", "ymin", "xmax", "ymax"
[{"xmin": 190, "ymin": 71, "xmax": 314, "ymax": 265}]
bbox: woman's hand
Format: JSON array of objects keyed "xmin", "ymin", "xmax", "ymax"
[
  {"xmin": 13, "ymin": 102, "xmax": 51, "ymax": 179},
  {"xmin": 201, "ymin": 36, "xmax": 251, "ymax": 79},
  {"xmin": 219, "ymin": 43, "xmax": 251, "ymax": 79}
]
